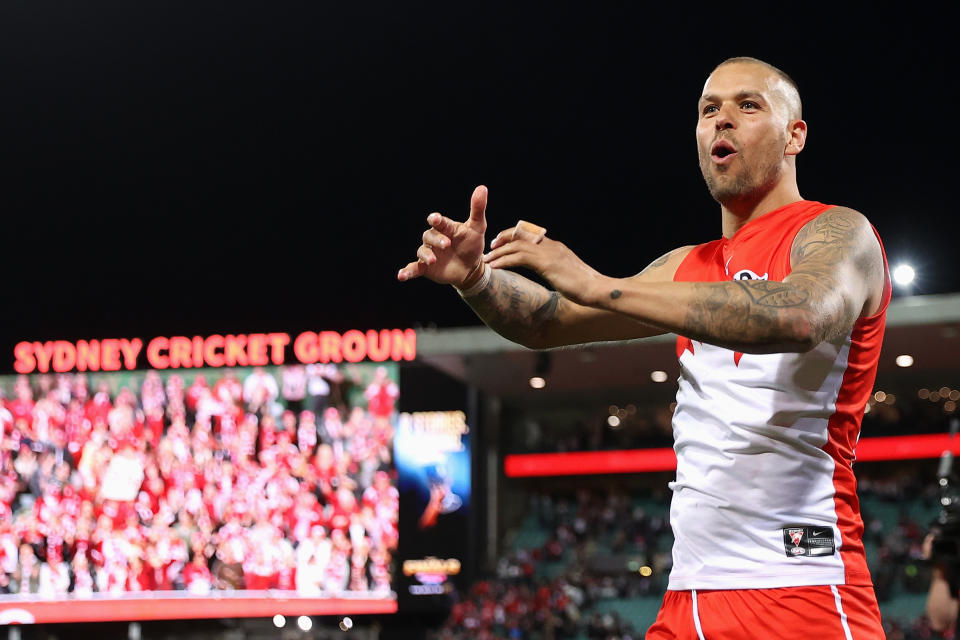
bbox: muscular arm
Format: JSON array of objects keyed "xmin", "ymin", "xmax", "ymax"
[
  {"xmin": 586, "ymin": 207, "xmax": 885, "ymax": 354},
  {"xmin": 463, "ymin": 247, "xmax": 692, "ymax": 350}
]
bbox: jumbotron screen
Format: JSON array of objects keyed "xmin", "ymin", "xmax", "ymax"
[{"xmin": 0, "ymin": 329, "xmax": 472, "ymax": 625}]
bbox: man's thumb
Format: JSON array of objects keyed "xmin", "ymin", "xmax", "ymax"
[{"xmin": 468, "ymin": 185, "xmax": 488, "ymax": 225}]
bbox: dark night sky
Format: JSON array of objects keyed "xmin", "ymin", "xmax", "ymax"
[{"xmin": 1, "ymin": 3, "xmax": 956, "ymax": 353}]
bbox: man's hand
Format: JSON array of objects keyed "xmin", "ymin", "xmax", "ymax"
[
  {"xmin": 397, "ymin": 185, "xmax": 488, "ymax": 288},
  {"xmin": 484, "ymin": 225, "xmax": 605, "ymax": 307},
  {"xmin": 923, "ymin": 531, "xmax": 938, "ymax": 561}
]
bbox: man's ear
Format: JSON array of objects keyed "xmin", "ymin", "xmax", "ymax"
[{"xmin": 785, "ymin": 119, "xmax": 807, "ymax": 156}]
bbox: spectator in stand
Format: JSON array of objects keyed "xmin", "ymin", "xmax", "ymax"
[
  {"xmin": 296, "ymin": 525, "xmax": 330, "ymax": 595},
  {"xmin": 325, "ymin": 527, "xmax": 351, "ymax": 593},
  {"xmin": 242, "ymin": 367, "xmax": 279, "ymax": 417},
  {"xmin": 185, "ymin": 375, "xmax": 208, "ymax": 422},
  {"xmin": 8, "ymin": 381, "xmax": 35, "ymax": 436},
  {"xmin": 211, "ymin": 534, "xmax": 245, "ymax": 591},
  {"xmin": 140, "ymin": 371, "xmax": 166, "ymax": 417},
  {"xmin": 10, "ymin": 543, "xmax": 40, "ymax": 594},
  {"xmin": 297, "ymin": 410, "xmax": 318, "ymax": 457},
  {"xmin": 164, "ymin": 375, "xmax": 186, "ymax": 422},
  {"xmin": 183, "ymin": 550, "xmax": 213, "ymax": 595},
  {"xmin": 305, "ymin": 363, "xmax": 338, "ymax": 417},
  {"xmin": 364, "ymin": 366, "xmax": 398, "ymax": 423},
  {"xmin": 281, "ymin": 364, "xmax": 308, "ymax": 414},
  {"xmin": 126, "ymin": 547, "xmax": 153, "ymax": 592},
  {"xmin": 72, "ymin": 551, "xmax": 96, "ymax": 597},
  {"xmin": 213, "ymin": 371, "xmax": 243, "ymax": 408}
]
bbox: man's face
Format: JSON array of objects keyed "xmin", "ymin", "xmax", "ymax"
[{"xmin": 696, "ymin": 62, "xmax": 794, "ymax": 205}]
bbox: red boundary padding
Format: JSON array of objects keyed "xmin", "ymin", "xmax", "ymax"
[
  {"xmin": 503, "ymin": 434, "xmax": 960, "ymax": 477},
  {"xmin": 0, "ymin": 594, "xmax": 397, "ymax": 625}
]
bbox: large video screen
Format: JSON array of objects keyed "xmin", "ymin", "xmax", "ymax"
[
  {"xmin": 0, "ymin": 358, "xmax": 402, "ymax": 624},
  {"xmin": 395, "ymin": 410, "xmax": 472, "ymax": 609}
]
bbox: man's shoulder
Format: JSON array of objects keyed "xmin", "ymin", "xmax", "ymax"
[
  {"xmin": 814, "ymin": 204, "xmax": 873, "ymax": 227},
  {"xmin": 801, "ymin": 205, "xmax": 881, "ymax": 245}
]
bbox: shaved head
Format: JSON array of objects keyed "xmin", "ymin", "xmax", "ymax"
[
  {"xmin": 697, "ymin": 57, "xmax": 809, "ymax": 211},
  {"xmin": 712, "ymin": 57, "xmax": 802, "ymax": 122}
]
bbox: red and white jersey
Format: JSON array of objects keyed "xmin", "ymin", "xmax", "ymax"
[{"xmin": 668, "ymin": 200, "xmax": 890, "ymax": 590}]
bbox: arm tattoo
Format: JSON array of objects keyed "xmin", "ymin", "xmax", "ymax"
[
  {"xmin": 463, "ymin": 269, "xmax": 563, "ymax": 347},
  {"xmin": 682, "ymin": 280, "xmax": 817, "ymax": 351},
  {"xmin": 788, "ymin": 208, "xmax": 870, "ymax": 340},
  {"xmin": 679, "ymin": 208, "xmax": 873, "ymax": 351},
  {"xmin": 733, "ymin": 280, "xmax": 809, "ymax": 307},
  {"xmin": 636, "ymin": 249, "xmax": 677, "ymax": 276},
  {"xmin": 790, "ymin": 212, "xmax": 855, "ymax": 262}
]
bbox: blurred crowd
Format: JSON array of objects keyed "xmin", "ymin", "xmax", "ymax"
[
  {"xmin": 433, "ymin": 489, "xmax": 672, "ymax": 640},
  {"xmin": 509, "ymin": 385, "xmax": 959, "ymax": 455},
  {"xmin": 435, "ymin": 472, "xmax": 955, "ymax": 640},
  {"xmin": 0, "ymin": 364, "xmax": 400, "ymax": 599}
]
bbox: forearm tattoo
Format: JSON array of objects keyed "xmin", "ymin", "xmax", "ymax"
[
  {"xmin": 463, "ymin": 269, "xmax": 563, "ymax": 346},
  {"xmin": 682, "ymin": 280, "xmax": 815, "ymax": 349}
]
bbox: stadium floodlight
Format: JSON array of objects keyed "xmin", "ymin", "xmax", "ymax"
[
  {"xmin": 892, "ymin": 263, "xmax": 915, "ymax": 287},
  {"xmin": 650, "ymin": 370, "xmax": 668, "ymax": 383},
  {"xmin": 339, "ymin": 617, "xmax": 354, "ymax": 631},
  {"xmin": 297, "ymin": 616, "xmax": 313, "ymax": 631},
  {"xmin": 528, "ymin": 352, "xmax": 551, "ymax": 389},
  {"xmin": 895, "ymin": 355, "xmax": 914, "ymax": 368},
  {"xmin": 272, "ymin": 615, "xmax": 286, "ymax": 628}
]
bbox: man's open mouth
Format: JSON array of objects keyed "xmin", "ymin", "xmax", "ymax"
[{"xmin": 711, "ymin": 139, "xmax": 738, "ymax": 163}]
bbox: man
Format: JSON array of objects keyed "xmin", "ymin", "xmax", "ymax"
[
  {"xmin": 922, "ymin": 530, "xmax": 958, "ymax": 633},
  {"xmin": 398, "ymin": 57, "xmax": 890, "ymax": 638}
]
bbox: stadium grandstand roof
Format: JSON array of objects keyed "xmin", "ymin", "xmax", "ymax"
[{"xmin": 416, "ymin": 293, "xmax": 960, "ymax": 400}]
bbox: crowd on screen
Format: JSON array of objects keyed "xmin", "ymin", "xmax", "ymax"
[
  {"xmin": 433, "ymin": 478, "xmax": 952, "ymax": 640},
  {"xmin": 0, "ymin": 364, "xmax": 400, "ymax": 599}
]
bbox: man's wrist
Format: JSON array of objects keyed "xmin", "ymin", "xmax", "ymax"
[
  {"xmin": 457, "ymin": 258, "xmax": 486, "ymax": 290},
  {"xmin": 455, "ymin": 261, "xmax": 491, "ymax": 297},
  {"xmin": 584, "ymin": 274, "xmax": 620, "ymax": 308}
]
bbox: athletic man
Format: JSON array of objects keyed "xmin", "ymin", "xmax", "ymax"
[{"xmin": 398, "ymin": 57, "xmax": 889, "ymax": 638}]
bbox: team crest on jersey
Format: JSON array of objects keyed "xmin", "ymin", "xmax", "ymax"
[
  {"xmin": 788, "ymin": 529, "xmax": 804, "ymax": 546},
  {"xmin": 732, "ymin": 268, "xmax": 768, "ymax": 281}
]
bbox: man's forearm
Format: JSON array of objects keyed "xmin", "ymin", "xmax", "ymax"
[
  {"xmin": 461, "ymin": 268, "xmax": 563, "ymax": 349},
  {"xmin": 593, "ymin": 277, "xmax": 849, "ymax": 354}
]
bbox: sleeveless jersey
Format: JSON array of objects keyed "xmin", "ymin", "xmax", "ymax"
[{"xmin": 668, "ymin": 200, "xmax": 890, "ymax": 590}]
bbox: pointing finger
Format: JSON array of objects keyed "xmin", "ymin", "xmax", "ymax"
[{"xmin": 397, "ymin": 260, "xmax": 426, "ymax": 282}]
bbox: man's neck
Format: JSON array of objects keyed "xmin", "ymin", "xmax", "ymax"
[{"xmin": 720, "ymin": 179, "xmax": 802, "ymax": 238}]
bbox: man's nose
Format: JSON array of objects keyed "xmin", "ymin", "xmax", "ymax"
[{"xmin": 715, "ymin": 105, "xmax": 737, "ymax": 130}]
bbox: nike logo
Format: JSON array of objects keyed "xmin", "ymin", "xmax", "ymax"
[{"xmin": 812, "ymin": 530, "xmax": 826, "ymax": 537}]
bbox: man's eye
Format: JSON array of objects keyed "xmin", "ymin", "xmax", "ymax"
[
  {"xmin": 702, "ymin": 105, "xmax": 718, "ymax": 115},
  {"xmin": 741, "ymin": 101, "xmax": 759, "ymax": 110}
]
